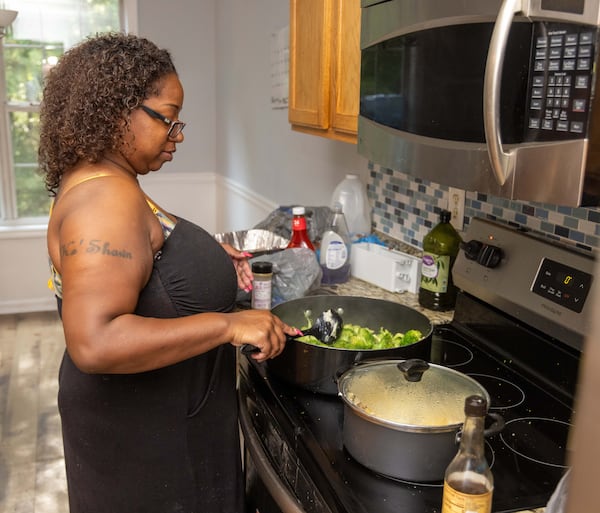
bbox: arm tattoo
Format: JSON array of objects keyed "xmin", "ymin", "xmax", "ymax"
[{"xmin": 60, "ymin": 239, "xmax": 133, "ymax": 260}]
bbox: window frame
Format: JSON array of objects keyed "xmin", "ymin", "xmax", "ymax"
[{"xmin": 0, "ymin": 0, "xmax": 138, "ymax": 227}]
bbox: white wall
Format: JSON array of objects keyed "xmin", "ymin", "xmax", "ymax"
[
  {"xmin": 138, "ymin": 0, "xmax": 217, "ymax": 178},
  {"xmin": 0, "ymin": 228, "xmax": 54, "ymax": 313},
  {"xmin": 0, "ymin": 0, "xmax": 370, "ymax": 313},
  {"xmin": 214, "ymin": 0, "xmax": 369, "ymax": 232}
]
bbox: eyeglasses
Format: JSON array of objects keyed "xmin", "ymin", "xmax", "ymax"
[{"xmin": 140, "ymin": 105, "xmax": 186, "ymax": 139}]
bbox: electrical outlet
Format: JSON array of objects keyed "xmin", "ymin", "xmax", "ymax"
[{"xmin": 448, "ymin": 187, "xmax": 465, "ymax": 231}]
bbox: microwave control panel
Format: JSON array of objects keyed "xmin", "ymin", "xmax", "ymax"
[{"xmin": 525, "ymin": 22, "xmax": 597, "ymax": 141}]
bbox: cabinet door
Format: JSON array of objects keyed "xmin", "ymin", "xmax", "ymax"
[
  {"xmin": 288, "ymin": 0, "xmax": 334, "ymax": 129},
  {"xmin": 331, "ymin": 0, "xmax": 360, "ymax": 136}
]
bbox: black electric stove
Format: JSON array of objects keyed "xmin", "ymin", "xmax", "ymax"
[{"xmin": 238, "ymin": 218, "xmax": 595, "ymax": 513}]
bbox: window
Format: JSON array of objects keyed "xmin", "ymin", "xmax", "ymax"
[{"xmin": 0, "ymin": 0, "xmax": 135, "ymax": 224}]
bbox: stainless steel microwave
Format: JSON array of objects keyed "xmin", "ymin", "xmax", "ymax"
[{"xmin": 358, "ymin": 0, "xmax": 600, "ymax": 206}]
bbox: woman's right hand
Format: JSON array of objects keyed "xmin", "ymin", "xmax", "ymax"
[{"xmin": 226, "ymin": 309, "xmax": 298, "ymax": 361}]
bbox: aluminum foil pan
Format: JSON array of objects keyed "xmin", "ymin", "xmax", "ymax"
[{"xmin": 213, "ymin": 229, "xmax": 289, "ymax": 254}]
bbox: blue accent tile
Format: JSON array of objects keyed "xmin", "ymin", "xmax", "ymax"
[
  {"xmin": 515, "ymin": 213, "xmax": 527, "ymax": 224},
  {"xmin": 572, "ymin": 208, "xmax": 588, "ymax": 220},
  {"xmin": 575, "ymin": 242, "xmax": 592, "ymax": 251},
  {"xmin": 569, "ymin": 230, "xmax": 585, "ymax": 243},
  {"xmin": 588, "ymin": 210, "xmax": 600, "ymax": 223},
  {"xmin": 557, "ymin": 205, "xmax": 572, "ymax": 215},
  {"xmin": 585, "ymin": 234, "xmax": 600, "ymax": 247},
  {"xmin": 522, "ymin": 205, "xmax": 535, "ymax": 216},
  {"xmin": 563, "ymin": 217, "xmax": 578, "ymax": 229}
]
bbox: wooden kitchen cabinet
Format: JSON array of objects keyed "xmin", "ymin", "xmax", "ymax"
[{"xmin": 288, "ymin": 0, "xmax": 361, "ymax": 144}]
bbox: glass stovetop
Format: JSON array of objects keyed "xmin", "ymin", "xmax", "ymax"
[{"xmin": 239, "ymin": 313, "xmax": 578, "ymax": 513}]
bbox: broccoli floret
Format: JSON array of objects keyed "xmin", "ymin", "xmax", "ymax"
[
  {"xmin": 298, "ymin": 321, "xmax": 422, "ymax": 350},
  {"xmin": 374, "ymin": 328, "xmax": 394, "ymax": 349},
  {"xmin": 400, "ymin": 329, "xmax": 423, "ymax": 346}
]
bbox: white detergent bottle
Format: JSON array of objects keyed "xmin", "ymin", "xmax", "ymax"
[{"xmin": 320, "ymin": 203, "xmax": 351, "ymax": 284}]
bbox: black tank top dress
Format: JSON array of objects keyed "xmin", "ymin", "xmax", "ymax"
[{"xmin": 57, "ymin": 218, "xmax": 244, "ymax": 513}]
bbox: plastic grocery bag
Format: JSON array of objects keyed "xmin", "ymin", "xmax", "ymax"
[{"xmin": 251, "ymin": 248, "xmax": 322, "ymax": 306}]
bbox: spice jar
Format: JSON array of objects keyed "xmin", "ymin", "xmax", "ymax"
[{"xmin": 251, "ymin": 261, "xmax": 273, "ymax": 310}]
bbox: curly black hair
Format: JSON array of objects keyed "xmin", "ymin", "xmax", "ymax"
[{"xmin": 38, "ymin": 32, "xmax": 177, "ymax": 195}]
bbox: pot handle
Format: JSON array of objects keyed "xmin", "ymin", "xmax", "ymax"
[
  {"xmin": 397, "ymin": 359, "xmax": 430, "ymax": 382},
  {"xmin": 455, "ymin": 412, "xmax": 505, "ymax": 444}
]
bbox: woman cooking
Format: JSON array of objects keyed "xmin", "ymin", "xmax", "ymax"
[{"xmin": 40, "ymin": 32, "xmax": 296, "ymax": 513}]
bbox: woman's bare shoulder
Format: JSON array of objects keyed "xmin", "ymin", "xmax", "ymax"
[{"xmin": 48, "ymin": 165, "xmax": 160, "ymax": 273}]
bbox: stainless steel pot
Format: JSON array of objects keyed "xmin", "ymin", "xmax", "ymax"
[
  {"xmin": 266, "ymin": 296, "xmax": 433, "ymax": 395},
  {"xmin": 337, "ymin": 359, "xmax": 504, "ymax": 482}
]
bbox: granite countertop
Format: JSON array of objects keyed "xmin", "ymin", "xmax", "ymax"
[
  {"xmin": 319, "ymin": 235, "xmax": 454, "ymax": 325},
  {"xmin": 316, "ymin": 276, "xmax": 454, "ymax": 325}
]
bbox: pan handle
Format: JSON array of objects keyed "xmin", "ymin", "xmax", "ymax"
[
  {"xmin": 240, "ymin": 344, "xmax": 260, "ymax": 355},
  {"xmin": 240, "ymin": 331, "xmax": 305, "ymax": 355}
]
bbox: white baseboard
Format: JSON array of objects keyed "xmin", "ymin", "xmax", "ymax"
[{"xmin": 0, "ymin": 297, "xmax": 57, "ymax": 315}]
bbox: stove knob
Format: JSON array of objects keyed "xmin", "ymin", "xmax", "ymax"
[
  {"xmin": 477, "ymin": 244, "xmax": 504, "ymax": 268},
  {"xmin": 461, "ymin": 240, "xmax": 483, "ymax": 260}
]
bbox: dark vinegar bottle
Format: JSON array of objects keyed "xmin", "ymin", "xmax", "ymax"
[
  {"xmin": 286, "ymin": 206, "xmax": 315, "ymax": 250},
  {"xmin": 418, "ymin": 209, "xmax": 461, "ymax": 310},
  {"xmin": 441, "ymin": 395, "xmax": 493, "ymax": 513}
]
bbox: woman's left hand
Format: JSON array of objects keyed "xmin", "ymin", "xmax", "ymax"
[{"xmin": 221, "ymin": 243, "xmax": 254, "ymax": 292}]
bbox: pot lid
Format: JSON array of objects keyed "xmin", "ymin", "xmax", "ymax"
[{"xmin": 338, "ymin": 359, "xmax": 489, "ymax": 430}]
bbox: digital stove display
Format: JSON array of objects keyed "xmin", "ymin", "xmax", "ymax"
[{"xmin": 532, "ymin": 257, "xmax": 593, "ymax": 312}]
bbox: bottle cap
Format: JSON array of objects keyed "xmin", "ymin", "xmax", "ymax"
[
  {"xmin": 252, "ymin": 261, "xmax": 273, "ymax": 274},
  {"xmin": 440, "ymin": 210, "xmax": 451, "ymax": 223},
  {"xmin": 464, "ymin": 395, "xmax": 487, "ymax": 416},
  {"xmin": 292, "ymin": 206, "xmax": 306, "ymax": 215}
]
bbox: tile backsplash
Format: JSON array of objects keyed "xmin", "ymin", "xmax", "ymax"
[{"xmin": 368, "ymin": 162, "xmax": 600, "ymax": 252}]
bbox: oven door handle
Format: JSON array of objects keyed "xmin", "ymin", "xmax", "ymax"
[{"xmin": 238, "ymin": 395, "xmax": 308, "ymax": 513}]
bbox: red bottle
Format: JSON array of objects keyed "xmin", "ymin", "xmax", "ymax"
[{"xmin": 287, "ymin": 206, "xmax": 315, "ymax": 250}]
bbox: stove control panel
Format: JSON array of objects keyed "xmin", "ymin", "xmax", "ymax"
[
  {"xmin": 461, "ymin": 240, "xmax": 504, "ymax": 268},
  {"xmin": 453, "ymin": 218, "xmax": 595, "ymax": 350},
  {"xmin": 532, "ymin": 257, "xmax": 593, "ymax": 313}
]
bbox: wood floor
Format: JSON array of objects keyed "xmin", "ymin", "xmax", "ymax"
[{"xmin": 0, "ymin": 311, "xmax": 69, "ymax": 513}]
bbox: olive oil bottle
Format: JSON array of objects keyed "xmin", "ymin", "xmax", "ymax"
[{"xmin": 418, "ymin": 210, "xmax": 461, "ymax": 310}]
